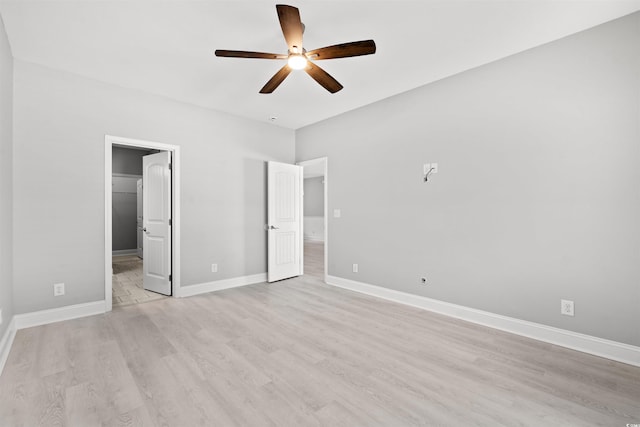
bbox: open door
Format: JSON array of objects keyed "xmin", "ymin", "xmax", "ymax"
[
  {"xmin": 267, "ymin": 161, "xmax": 303, "ymax": 282},
  {"xmin": 142, "ymin": 151, "xmax": 172, "ymax": 295},
  {"xmin": 136, "ymin": 178, "xmax": 143, "ymax": 259}
]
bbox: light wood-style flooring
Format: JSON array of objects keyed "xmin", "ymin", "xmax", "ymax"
[
  {"xmin": 112, "ymin": 255, "xmax": 166, "ymax": 308},
  {"xmin": 1, "ymin": 248, "xmax": 639, "ymax": 425},
  {"xmin": 304, "ymin": 240, "xmax": 324, "ymax": 278}
]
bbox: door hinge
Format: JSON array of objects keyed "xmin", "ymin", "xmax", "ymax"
[
  {"xmin": 169, "ymin": 274, "xmax": 172, "ymax": 282},
  {"xmin": 168, "ymin": 163, "xmax": 172, "ymax": 170},
  {"xmin": 169, "ymin": 219, "xmax": 172, "ymax": 226}
]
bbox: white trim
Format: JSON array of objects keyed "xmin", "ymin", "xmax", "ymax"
[
  {"xmin": 1, "ymin": 299, "xmax": 106, "ymax": 376},
  {"xmin": 297, "ymin": 157, "xmax": 329, "ymax": 283},
  {"xmin": 322, "ymin": 159, "xmax": 328, "ymax": 283},
  {"xmin": 0, "ymin": 317, "xmax": 17, "ymax": 375},
  {"xmin": 178, "ymin": 273, "xmax": 267, "ymax": 298},
  {"xmin": 1, "ymin": 271, "xmax": 261, "ymax": 375},
  {"xmin": 112, "ymin": 249, "xmax": 138, "ymax": 256},
  {"xmin": 326, "ymin": 275, "xmax": 640, "ymax": 367},
  {"xmin": 112, "ymin": 173, "xmax": 143, "ymax": 179},
  {"xmin": 105, "ymin": 140, "xmax": 112, "ymax": 311},
  {"xmin": 304, "ymin": 236, "xmax": 325, "ymax": 242},
  {"xmin": 13, "ymin": 301, "xmax": 106, "ymax": 330},
  {"xmin": 299, "ymin": 166, "xmax": 304, "ymax": 277},
  {"xmin": 105, "ymin": 135, "xmax": 181, "ymax": 312}
]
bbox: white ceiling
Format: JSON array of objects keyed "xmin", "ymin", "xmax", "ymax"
[{"xmin": 1, "ymin": 1, "xmax": 639, "ymax": 129}]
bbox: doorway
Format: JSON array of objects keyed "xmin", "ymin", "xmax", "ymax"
[
  {"xmin": 104, "ymin": 135, "xmax": 181, "ymax": 312},
  {"xmin": 111, "ymin": 146, "xmax": 167, "ymax": 307},
  {"xmin": 297, "ymin": 157, "xmax": 328, "ymax": 281}
]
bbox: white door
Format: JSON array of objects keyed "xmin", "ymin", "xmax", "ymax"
[
  {"xmin": 142, "ymin": 151, "xmax": 172, "ymax": 295},
  {"xmin": 267, "ymin": 161, "xmax": 303, "ymax": 282},
  {"xmin": 136, "ymin": 178, "xmax": 143, "ymax": 259}
]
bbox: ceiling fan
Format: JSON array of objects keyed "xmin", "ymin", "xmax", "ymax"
[{"xmin": 215, "ymin": 4, "xmax": 376, "ymax": 94}]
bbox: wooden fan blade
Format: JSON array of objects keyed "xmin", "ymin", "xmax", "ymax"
[
  {"xmin": 215, "ymin": 50, "xmax": 287, "ymax": 59},
  {"xmin": 304, "ymin": 62, "xmax": 343, "ymax": 93},
  {"xmin": 306, "ymin": 40, "xmax": 376, "ymax": 60},
  {"xmin": 260, "ymin": 65, "xmax": 293, "ymax": 93},
  {"xmin": 276, "ymin": 5, "xmax": 303, "ymax": 52}
]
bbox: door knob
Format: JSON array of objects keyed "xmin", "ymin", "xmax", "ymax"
[{"xmin": 268, "ymin": 225, "xmax": 279, "ymax": 230}]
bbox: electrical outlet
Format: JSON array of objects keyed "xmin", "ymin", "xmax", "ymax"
[
  {"xmin": 561, "ymin": 299, "xmax": 574, "ymax": 316},
  {"xmin": 420, "ymin": 277, "xmax": 427, "ymax": 285},
  {"xmin": 54, "ymin": 283, "xmax": 65, "ymax": 297},
  {"xmin": 334, "ymin": 209, "xmax": 341, "ymax": 218},
  {"xmin": 211, "ymin": 263, "xmax": 218, "ymax": 273},
  {"xmin": 352, "ymin": 263, "xmax": 358, "ymax": 273}
]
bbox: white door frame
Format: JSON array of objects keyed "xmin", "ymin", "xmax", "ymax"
[
  {"xmin": 297, "ymin": 157, "xmax": 328, "ymax": 283},
  {"xmin": 104, "ymin": 135, "xmax": 181, "ymax": 311}
]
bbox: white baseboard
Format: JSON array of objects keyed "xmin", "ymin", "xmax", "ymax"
[
  {"xmin": 112, "ymin": 249, "xmax": 138, "ymax": 256},
  {"xmin": 14, "ymin": 301, "xmax": 106, "ymax": 330},
  {"xmin": 304, "ymin": 236, "xmax": 325, "ymax": 242},
  {"xmin": 178, "ymin": 273, "xmax": 267, "ymax": 298},
  {"xmin": 1, "ymin": 300, "xmax": 106, "ymax": 376},
  {"xmin": 326, "ymin": 275, "xmax": 640, "ymax": 367},
  {"xmin": 0, "ymin": 316, "xmax": 17, "ymax": 375}
]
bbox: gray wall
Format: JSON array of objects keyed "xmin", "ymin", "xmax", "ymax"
[
  {"xmin": 0, "ymin": 15, "xmax": 13, "ymax": 339},
  {"xmin": 296, "ymin": 13, "xmax": 640, "ymax": 346},
  {"xmin": 111, "ymin": 146, "xmax": 150, "ymax": 251},
  {"xmin": 111, "ymin": 176, "xmax": 139, "ymax": 251},
  {"xmin": 303, "ymin": 177, "xmax": 324, "ymax": 216},
  {"xmin": 112, "ymin": 146, "xmax": 150, "ymax": 175},
  {"xmin": 12, "ymin": 60, "xmax": 294, "ymax": 313}
]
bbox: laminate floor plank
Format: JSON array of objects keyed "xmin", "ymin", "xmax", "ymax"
[
  {"xmin": 65, "ymin": 381, "xmax": 103, "ymax": 427},
  {"xmin": 160, "ymin": 352, "xmax": 238, "ymax": 426},
  {"xmin": 303, "ymin": 240, "xmax": 324, "ymax": 278},
  {"xmin": 101, "ymin": 405, "xmax": 155, "ymax": 427},
  {"xmin": 262, "ymin": 280, "xmax": 637, "ymax": 422},
  {"xmin": 1, "ymin": 260, "xmax": 639, "ymax": 426},
  {"xmin": 257, "ymin": 381, "xmax": 323, "ymax": 427}
]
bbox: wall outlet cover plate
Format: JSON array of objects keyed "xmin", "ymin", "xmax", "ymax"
[{"xmin": 561, "ymin": 299, "xmax": 574, "ymax": 316}]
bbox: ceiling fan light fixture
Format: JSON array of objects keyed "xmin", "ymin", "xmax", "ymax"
[
  {"xmin": 215, "ymin": 5, "xmax": 376, "ymax": 93},
  {"xmin": 288, "ymin": 54, "xmax": 308, "ymax": 70}
]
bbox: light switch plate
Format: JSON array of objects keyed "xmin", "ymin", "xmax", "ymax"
[{"xmin": 334, "ymin": 209, "xmax": 341, "ymax": 218}]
